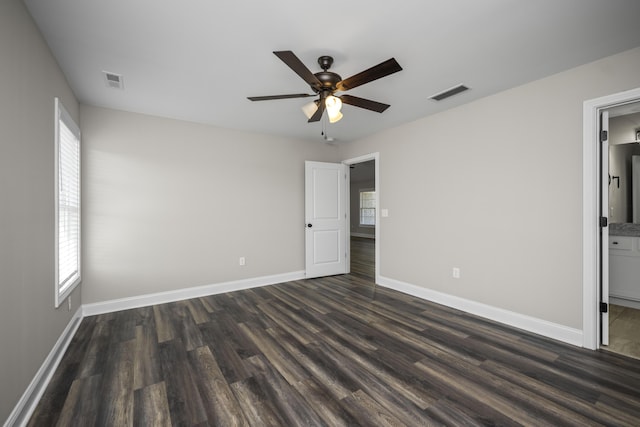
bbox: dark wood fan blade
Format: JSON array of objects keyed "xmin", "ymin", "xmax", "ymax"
[
  {"xmin": 336, "ymin": 58, "xmax": 402, "ymax": 91},
  {"xmin": 247, "ymin": 94, "xmax": 315, "ymax": 101},
  {"xmin": 273, "ymin": 51, "xmax": 321, "ymax": 88},
  {"xmin": 308, "ymin": 99, "xmax": 326, "ymax": 122},
  {"xmin": 339, "ymin": 94, "xmax": 390, "ymax": 113}
]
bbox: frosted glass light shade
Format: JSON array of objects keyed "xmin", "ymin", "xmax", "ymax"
[
  {"xmin": 301, "ymin": 101, "xmax": 318, "ymax": 119},
  {"xmin": 328, "ymin": 110, "xmax": 343, "ymax": 123},
  {"xmin": 325, "ymin": 96, "xmax": 342, "ymax": 112},
  {"xmin": 325, "ymin": 96, "xmax": 343, "ymax": 123}
]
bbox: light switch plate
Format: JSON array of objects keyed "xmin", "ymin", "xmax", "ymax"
[{"xmin": 381, "ymin": 209, "xmax": 389, "ymax": 217}]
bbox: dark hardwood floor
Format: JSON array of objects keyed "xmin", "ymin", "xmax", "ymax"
[
  {"xmin": 29, "ymin": 237, "xmax": 640, "ymax": 426},
  {"xmin": 349, "ymin": 236, "xmax": 375, "ymax": 280}
]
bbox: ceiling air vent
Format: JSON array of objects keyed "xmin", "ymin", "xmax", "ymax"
[
  {"xmin": 429, "ymin": 84, "xmax": 468, "ymax": 101},
  {"xmin": 103, "ymin": 71, "xmax": 124, "ymax": 89}
]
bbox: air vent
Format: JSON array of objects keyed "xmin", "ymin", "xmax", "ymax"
[
  {"xmin": 429, "ymin": 84, "xmax": 468, "ymax": 101},
  {"xmin": 103, "ymin": 71, "xmax": 124, "ymax": 89}
]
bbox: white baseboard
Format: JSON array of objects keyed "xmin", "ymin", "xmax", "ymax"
[
  {"xmin": 350, "ymin": 233, "xmax": 375, "ymax": 239},
  {"xmin": 377, "ymin": 276, "xmax": 584, "ymax": 347},
  {"xmin": 83, "ymin": 270, "xmax": 306, "ymax": 317},
  {"xmin": 610, "ymin": 296, "xmax": 640, "ymax": 310},
  {"xmin": 4, "ymin": 307, "xmax": 83, "ymax": 427}
]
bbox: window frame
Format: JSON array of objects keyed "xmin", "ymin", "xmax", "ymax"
[
  {"xmin": 54, "ymin": 98, "xmax": 81, "ymax": 308},
  {"xmin": 359, "ymin": 188, "xmax": 376, "ymax": 227}
]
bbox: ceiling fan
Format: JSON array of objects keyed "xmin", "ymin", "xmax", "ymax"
[{"xmin": 248, "ymin": 51, "xmax": 402, "ymax": 123}]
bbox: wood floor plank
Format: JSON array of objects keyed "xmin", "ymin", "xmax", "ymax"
[
  {"xmin": 256, "ymin": 300, "xmax": 318, "ymax": 345},
  {"xmin": 341, "ymin": 389, "xmax": 408, "ymax": 427},
  {"xmin": 482, "ymin": 359, "xmax": 638, "ymax": 426},
  {"xmin": 307, "ymin": 339, "xmax": 433, "ymax": 426},
  {"xmin": 243, "ymin": 355, "xmax": 329, "ymax": 426},
  {"xmin": 230, "ymin": 376, "xmax": 286, "ymax": 427},
  {"xmin": 199, "ymin": 314, "xmax": 255, "ymax": 383},
  {"xmin": 133, "ymin": 324, "xmax": 162, "ymax": 391},
  {"xmin": 153, "ymin": 304, "xmax": 176, "ymax": 344},
  {"xmin": 317, "ymin": 328, "xmax": 437, "ymax": 411},
  {"xmin": 55, "ymin": 374, "xmax": 101, "ymax": 426},
  {"xmin": 28, "ymin": 237, "xmax": 640, "ymax": 426},
  {"xmin": 95, "ymin": 339, "xmax": 135, "ymax": 426},
  {"xmin": 133, "ymin": 381, "xmax": 172, "ymax": 427},
  {"xmin": 424, "ymin": 396, "xmax": 485, "ymax": 427},
  {"xmin": 266, "ymin": 326, "xmax": 360, "ymax": 401},
  {"xmin": 158, "ymin": 338, "xmax": 208, "ymax": 426},
  {"xmin": 188, "ymin": 346, "xmax": 250, "ymax": 426},
  {"xmin": 275, "ymin": 280, "xmax": 332, "ymax": 315},
  {"xmin": 185, "ymin": 298, "xmax": 211, "ymax": 325},
  {"xmin": 238, "ymin": 322, "xmax": 310, "ymax": 386},
  {"xmin": 291, "ymin": 377, "xmax": 361, "ymax": 427},
  {"xmin": 77, "ymin": 318, "xmax": 111, "ymax": 379},
  {"xmin": 414, "ymin": 358, "xmax": 545, "ymax": 426},
  {"xmin": 172, "ymin": 301, "xmax": 204, "ymax": 351}
]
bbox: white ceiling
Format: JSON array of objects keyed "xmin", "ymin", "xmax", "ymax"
[{"xmin": 24, "ymin": 0, "xmax": 640, "ymax": 143}]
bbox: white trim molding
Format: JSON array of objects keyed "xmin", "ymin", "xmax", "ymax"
[
  {"xmin": 83, "ymin": 270, "xmax": 305, "ymax": 316},
  {"xmin": 582, "ymin": 87, "xmax": 640, "ymax": 350},
  {"xmin": 4, "ymin": 307, "xmax": 83, "ymax": 427},
  {"xmin": 378, "ymin": 276, "xmax": 583, "ymax": 347},
  {"xmin": 350, "ymin": 232, "xmax": 375, "ymax": 239}
]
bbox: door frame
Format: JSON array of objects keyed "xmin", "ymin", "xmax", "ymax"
[
  {"xmin": 343, "ymin": 152, "xmax": 380, "ymax": 284},
  {"xmin": 583, "ymin": 87, "xmax": 640, "ymax": 349}
]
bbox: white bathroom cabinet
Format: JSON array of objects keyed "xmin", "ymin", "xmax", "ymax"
[{"xmin": 609, "ymin": 235, "xmax": 640, "ymax": 302}]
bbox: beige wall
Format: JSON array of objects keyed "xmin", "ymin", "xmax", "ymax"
[
  {"xmin": 0, "ymin": 0, "xmax": 80, "ymax": 422},
  {"xmin": 81, "ymin": 105, "xmax": 339, "ymax": 303},
  {"xmin": 339, "ymin": 47, "xmax": 640, "ymax": 330}
]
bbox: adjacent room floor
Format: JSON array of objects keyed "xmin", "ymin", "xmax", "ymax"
[
  {"xmin": 608, "ymin": 304, "xmax": 640, "ymax": 359},
  {"xmin": 28, "ymin": 237, "xmax": 640, "ymax": 426}
]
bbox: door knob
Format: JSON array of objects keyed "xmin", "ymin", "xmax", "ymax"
[{"xmin": 307, "ymin": 224, "xmax": 313, "ymax": 228}]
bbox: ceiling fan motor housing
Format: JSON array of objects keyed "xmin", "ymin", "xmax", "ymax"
[
  {"xmin": 312, "ymin": 56, "xmax": 341, "ymax": 93},
  {"xmin": 314, "ymin": 71, "xmax": 342, "ymax": 92}
]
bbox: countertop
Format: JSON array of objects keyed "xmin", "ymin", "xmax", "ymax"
[{"xmin": 609, "ymin": 223, "xmax": 640, "ymax": 237}]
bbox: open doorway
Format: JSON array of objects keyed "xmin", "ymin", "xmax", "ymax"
[
  {"xmin": 349, "ymin": 160, "xmax": 376, "ymax": 280},
  {"xmin": 605, "ymin": 102, "xmax": 640, "ymax": 359},
  {"xmin": 343, "ymin": 153, "xmax": 379, "ymax": 283},
  {"xmin": 583, "ymin": 87, "xmax": 640, "ymax": 351}
]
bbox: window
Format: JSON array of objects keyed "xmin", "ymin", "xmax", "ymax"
[
  {"xmin": 54, "ymin": 98, "xmax": 81, "ymax": 307},
  {"xmin": 359, "ymin": 189, "xmax": 376, "ymax": 226}
]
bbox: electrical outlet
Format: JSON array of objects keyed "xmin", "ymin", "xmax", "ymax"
[
  {"xmin": 452, "ymin": 267, "xmax": 461, "ymax": 279},
  {"xmin": 239, "ymin": 257, "xmax": 246, "ymax": 266}
]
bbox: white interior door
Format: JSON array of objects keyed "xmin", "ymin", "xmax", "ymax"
[
  {"xmin": 305, "ymin": 161, "xmax": 347, "ymax": 278},
  {"xmin": 600, "ymin": 110, "xmax": 610, "ymax": 346}
]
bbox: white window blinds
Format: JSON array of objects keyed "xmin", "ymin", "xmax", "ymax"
[
  {"xmin": 55, "ymin": 98, "xmax": 81, "ymax": 307},
  {"xmin": 359, "ymin": 190, "xmax": 376, "ymax": 226}
]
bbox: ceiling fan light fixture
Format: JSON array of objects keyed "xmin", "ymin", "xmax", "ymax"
[
  {"xmin": 328, "ymin": 110, "xmax": 343, "ymax": 123},
  {"xmin": 248, "ymin": 51, "xmax": 402, "ymax": 125},
  {"xmin": 301, "ymin": 101, "xmax": 318, "ymax": 119},
  {"xmin": 325, "ymin": 95, "xmax": 343, "ymax": 123},
  {"xmin": 325, "ymin": 95, "xmax": 342, "ymax": 112}
]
